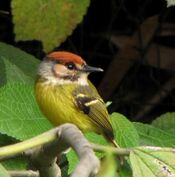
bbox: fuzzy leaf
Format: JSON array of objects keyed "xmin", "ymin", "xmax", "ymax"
[
  {"xmin": 111, "ymin": 113, "xmax": 139, "ymax": 147},
  {"xmin": 85, "ymin": 132, "xmax": 108, "ymax": 158},
  {"xmin": 130, "ymin": 146, "xmax": 175, "ymax": 177},
  {"xmin": 0, "ymin": 57, "xmax": 32, "ymax": 85},
  {"xmin": 165, "ymin": 0, "xmax": 175, "ymax": 7},
  {"xmin": 1, "ymin": 157, "xmax": 28, "ymax": 170},
  {"xmin": 12, "ymin": 0, "xmax": 90, "ymax": 52},
  {"xmin": 0, "ymin": 42, "xmax": 39, "ymax": 86},
  {"xmin": 0, "ymin": 164, "xmax": 10, "ymax": 177},
  {"xmin": 85, "ymin": 132, "xmax": 108, "ymax": 146},
  {"xmin": 134, "ymin": 122, "xmax": 175, "ymax": 147},
  {"xmin": 0, "ymin": 83, "xmax": 52, "ymax": 141},
  {"xmin": 152, "ymin": 112, "xmax": 175, "ymax": 133}
]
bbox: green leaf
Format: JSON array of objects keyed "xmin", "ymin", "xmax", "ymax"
[
  {"xmin": 60, "ymin": 155, "xmax": 69, "ymax": 177},
  {"xmin": 12, "ymin": 0, "xmax": 90, "ymax": 52},
  {"xmin": 0, "ymin": 133, "xmax": 17, "ymax": 147},
  {"xmin": 165, "ymin": 0, "xmax": 175, "ymax": 7},
  {"xmin": 85, "ymin": 132, "xmax": 108, "ymax": 158},
  {"xmin": 85, "ymin": 132, "xmax": 108, "ymax": 147},
  {"xmin": 1, "ymin": 57, "xmax": 33, "ymax": 85},
  {"xmin": 0, "ymin": 42, "xmax": 39, "ymax": 86},
  {"xmin": 118, "ymin": 163, "xmax": 133, "ymax": 177},
  {"xmin": 152, "ymin": 112, "xmax": 175, "ymax": 133},
  {"xmin": 130, "ymin": 146, "xmax": 175, "ymax": 177},
  {"xmin": 96, "ymin": 153, "xmax": 119, "ymax": 177},
  {"xmin": 67, "ymin": 149, "xmax": 78, "ymax": 175},
  {"xmin": 111, "ymin": 113, "xmax": 139, "ymax": 147},
  {"xmin": 130, "ymin": 151, "xmax": 156, "ymax": 177},
  {"xmin": 134, "ymin": 122, "xmax": 175, "ymax": 147},
  {"xmin": 0, "ymin": 83, "xmax": 52, "ymax": 141},
  {"xmin": 1, "ymin": 157, "xmax": 28, "ymax": 170},
  {"xmin": 0, "ymin": 164, "xmax": 10, "ymax": 177}
]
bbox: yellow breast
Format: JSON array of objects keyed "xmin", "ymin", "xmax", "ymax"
[{"xmin": 35, "ymin": 80, "xmax": 100, "ymax": 133}]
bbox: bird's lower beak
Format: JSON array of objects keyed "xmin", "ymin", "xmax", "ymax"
[{"xmin": 82, "ymin": 65, "xmax": 103, "ymax": 73}]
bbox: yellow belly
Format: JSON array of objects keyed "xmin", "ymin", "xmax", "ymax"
[{"xmin": 35, "ymin": 81, "xmax": 100, "ymax": 133}]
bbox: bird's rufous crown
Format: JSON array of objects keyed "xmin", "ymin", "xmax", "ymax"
[{"xmin": 47, "ymin": 51, "xmax": 85, "ymax": 65}]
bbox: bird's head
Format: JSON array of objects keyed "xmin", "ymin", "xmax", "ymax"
[{"xmin": 37, "ymin": 51, "xmax": 103, "ymax": 85}]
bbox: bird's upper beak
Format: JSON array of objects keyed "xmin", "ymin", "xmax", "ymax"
[{"xmin": 81, "ymin": 65, "xmax": 103, "ymax": 73}]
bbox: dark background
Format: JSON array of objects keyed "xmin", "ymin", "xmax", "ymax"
[{"xmin": 0, "ymin": 0, "xmax": 175, "ymax": 122}]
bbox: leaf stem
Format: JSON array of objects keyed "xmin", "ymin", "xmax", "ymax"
[{"xmin": 91, "ymin": 143, "xmax": 131, "ymax": 156}]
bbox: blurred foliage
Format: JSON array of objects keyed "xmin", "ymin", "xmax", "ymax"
[
  {"xmin": 134, "ymin": 122, "xmax": 175, "ymax": 147},
  {"xmin": 166, "ymin": 0, "xmax": 175, "ymax": 7},
  {"xmin": 0, "ymin": 164, "xmax": 10, "ymax": 177},
  {"xmin": 0, "ymin": 42, "xmax": 38, "ymax": 86},
  {"xmin": 12, "ymin": 0, "xmax": 90, "ymax": 52},
  {"xmin": 96, "ymin": 153, "xmax": 118, "ymax": 177},
  {"xmin": 152, "ymin": 112, "xmax": 175, "ymax": 133}
]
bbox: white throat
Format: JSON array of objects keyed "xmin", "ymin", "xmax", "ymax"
[{"xmin": 42, "ymin": 73, "xmax": 89, "ymax": 86}]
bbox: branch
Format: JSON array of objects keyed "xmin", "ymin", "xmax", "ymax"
[
  {"xmin": 0, "ymin": 124, "xmax": 100, "ymax": 177},
  {"xmin": 8, "ymin": 170, "xmax": 39, "ymax": 177},
  {"xmin": 27, "ymin": 124, "xmax": 100, "ymax": 177}
]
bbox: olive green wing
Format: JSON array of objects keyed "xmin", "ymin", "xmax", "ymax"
[{"xmin": 73, "ymin": 85, "xmax": 114, "ymax": 139}]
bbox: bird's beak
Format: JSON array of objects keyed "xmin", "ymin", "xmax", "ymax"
[{"xmin": 81, "ymin": 65, "xmax": 104, "ymax": 73}]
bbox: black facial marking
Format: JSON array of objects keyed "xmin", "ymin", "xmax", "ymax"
[{"xmin": 60, "ymin": 75, "xmax": 79, "ymax": 81}]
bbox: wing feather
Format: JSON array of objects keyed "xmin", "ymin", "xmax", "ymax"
[{"xmin": 73, "ymin": 84, "xmax": 114, "ymax": 138}]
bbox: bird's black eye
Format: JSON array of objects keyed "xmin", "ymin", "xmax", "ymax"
[{"xmin": 66, "ymin": 62, "xmax": 76, "ymax": 70}]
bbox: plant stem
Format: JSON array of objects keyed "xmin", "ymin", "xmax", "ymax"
[
  {"xmin": 91, "ymin": 143, "xmax": 131, "ymax": 156},
  {"xmin": 8, "ymin": 170, "xmax": 39, "ymax": 177},
  {"xmin": 0, "ymin": 129, "xmax": 58, "ymax": 159}
]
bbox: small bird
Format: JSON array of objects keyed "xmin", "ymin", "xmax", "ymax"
[{"xmin": 35, "ymin": 51, "xmax": 117, "ymax": 146}]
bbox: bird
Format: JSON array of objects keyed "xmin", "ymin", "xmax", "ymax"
[{"xmin": 35, "ymin": 51, "xmax": 118, "ymax": 146}]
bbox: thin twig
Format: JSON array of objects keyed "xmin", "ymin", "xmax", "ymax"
[{"xmin": 90, "ymin": 143, "xmax": 130, "ymax": 156}]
